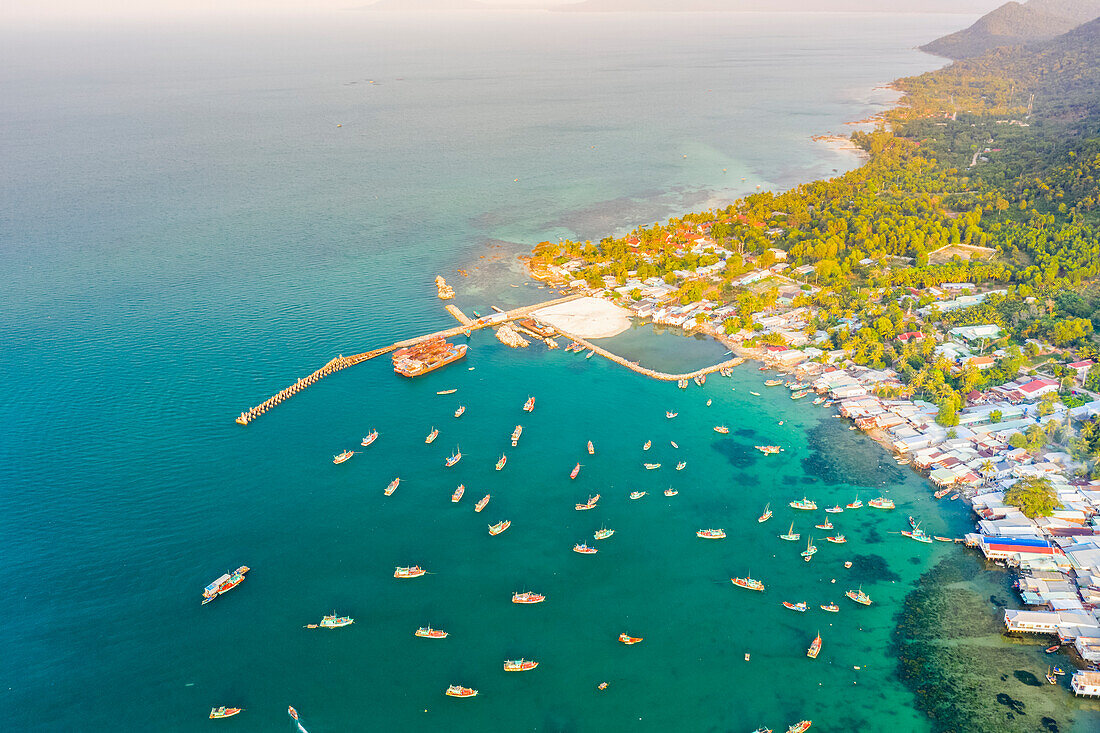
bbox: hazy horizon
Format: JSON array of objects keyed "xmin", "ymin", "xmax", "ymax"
[{"xmin": 2, "ymin": 0, "xmax": 1005, "ymax": 24}]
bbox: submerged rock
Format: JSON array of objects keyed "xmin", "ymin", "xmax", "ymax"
[{"xmin": 895, "ymin": 554, "xmax": 1077, "ymax": 733}]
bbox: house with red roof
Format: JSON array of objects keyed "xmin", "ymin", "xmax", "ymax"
[
  {"xmin": 1012, "ymin": 377, "xmax": 1060, "ymax": 402},
  {"xmin": 896, "ymin": 331, "xmax": 925, "ymax": 344}
]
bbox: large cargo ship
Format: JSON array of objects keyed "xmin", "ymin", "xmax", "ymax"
[{"xmin": 392, "ymin": 337, "xmax": 467, "ymax": 377}]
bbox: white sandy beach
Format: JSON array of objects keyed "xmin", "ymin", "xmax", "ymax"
[{"xmin": 534, "ymin": 297, "xmax": 632, "ymax": 339}]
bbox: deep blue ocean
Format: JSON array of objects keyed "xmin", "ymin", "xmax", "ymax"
[{"xmin": 0, "ymin": 10, "xmax": 1019, "ymax": 731}]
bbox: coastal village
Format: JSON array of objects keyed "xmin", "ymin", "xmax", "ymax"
[{"xmin": 525, "ymin": 213, "xmax": 1100, "ymax": 696}]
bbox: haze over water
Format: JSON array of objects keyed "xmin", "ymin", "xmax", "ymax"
[{"xmin": 2, "ymin": 11, "xmax": 986, "ymax": 731}]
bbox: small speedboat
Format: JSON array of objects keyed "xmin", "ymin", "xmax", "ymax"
[
  {"xmin": 618, "ymin": 633, "xmax": 643, "ymax": 645},
  {"xmin": 1045, "ymin": 645, "xmax": 1061, "ymax": 653},
  {"xmin": 361, "ymin": 430, "xmax": 378, "ymax": 447},
  {"xmin": 489, "ymin": 520, "xmax": 511, "ymax": 536},
  {"xmin": 670, "ymin": 440, "xmax": 679, "ymax": 448},
  {"xmin": 782, "ymin": 601, "xmax": 807, "ymax": 612}
]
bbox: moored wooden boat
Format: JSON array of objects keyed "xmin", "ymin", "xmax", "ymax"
[
  {"xmin": 512, "ymin": 590, "xmax": 545, "ymax": 604},
  {"xmin": 697, "ymin": 528, "xmax": 726, "ymax": 539},
  {"xmin": 210, "ymin": 707, "xmax": 242, "ymax": 719},
  {"xmin": 731, "ymin": 575, "xmax": 765, "ymax": 591},
  {"xmin": 446, "ymin": 685, "xmax": 478, "ymax": 698},
  {"xmin": 807, "ymin": 632, "xmax": 822, "ymax": 659},
  {"xmin": 503, "ymin": 658, "xmax": 538, "ymax": 672},
  {"xmin": 475, "ymin": 494, "xmax": 490, "ymax": 512},
  {"xmin": 415, "ymin": 625, "xmax": 448, "ymax": 638},
  {"xmin": 845, "ymin": 587, "xmax": 872, "ymax": 606},
  {"xmin": 394, "ymin": 565, "xmax": 426, "ymax": 578},
  {"xmin": 488, "ymin": 520, "xmax": 511, "ymax": 536},
  {"xmin": 451, "ymin": 484, "xmax": 465, "ymax": 503}
]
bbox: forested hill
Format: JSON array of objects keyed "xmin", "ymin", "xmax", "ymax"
[
  {"xmin": 904, "ymin": 15, "xmax": 1100, "ymax": 125},
  {"xmin": 921, "ymin": 0, "xmax": 1100, "ymax": 59}
]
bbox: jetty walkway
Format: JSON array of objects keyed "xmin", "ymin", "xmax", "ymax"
[
  {"xmin": 235, "ymin": 294, "xmax": 582, "ymax": 425},
  {"xmin": 554, "ymin": 330, "xmax": 746, "ymax": 382}
]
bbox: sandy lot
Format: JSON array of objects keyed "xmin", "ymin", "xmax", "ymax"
[{"xmin": 534, "ymin": 297, "xmax": 632, "ymax": 339}]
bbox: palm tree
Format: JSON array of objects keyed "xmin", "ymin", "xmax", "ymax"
[{"xmin": 979, "ymin": 459, "xmax": 996, "ymax": 485}]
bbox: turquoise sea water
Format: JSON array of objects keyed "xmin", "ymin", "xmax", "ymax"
[{"xmin": 0, "ymin": 10, "xmax": 1025, "ymax": 731}]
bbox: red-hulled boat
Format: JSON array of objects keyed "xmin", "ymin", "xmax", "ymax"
[
  {"xmin": 512, "ymin": 591, "xmax": 545, "ymax": 604},
  {"xmin": 393, "ymin": 337, "xmax": 467, "ymax": 377}
]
